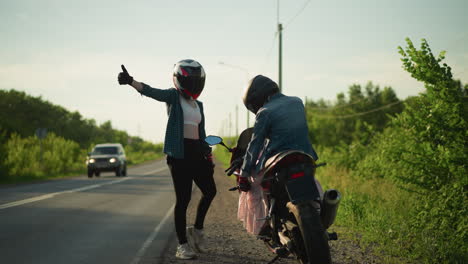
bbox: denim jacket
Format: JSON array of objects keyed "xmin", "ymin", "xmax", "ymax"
[
  {"xmin": 139, "ymin": 83, "xmax": 211, "ymax": 159},
  {"xmin": 241, "ymin": 93, "xmax": 318, "ymax": 174}
]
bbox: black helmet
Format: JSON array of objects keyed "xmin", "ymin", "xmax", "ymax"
[
  {"xmin": 173, "ymin": 59, "xmax": 206, "ymax": 100},
  {"xmin": 243, "ymin": 75, "xmax": 279, "ymax": 114}
]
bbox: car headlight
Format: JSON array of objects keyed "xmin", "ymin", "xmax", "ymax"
[
  {"xmin": 109, "ymin": 158, "xmax": 117, "ymax": 163},
  {"xmin": 89, "ymin": 158, "xmax": 95, "ymax": 164}
]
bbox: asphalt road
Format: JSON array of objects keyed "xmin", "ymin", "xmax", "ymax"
[{"xmin": 0, "ymin": 160, "xmax": 175, "ymax": 264}]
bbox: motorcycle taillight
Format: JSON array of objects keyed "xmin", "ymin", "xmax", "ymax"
[{"xmin": 290, "ymin": 171, "xmax": 305, "ymax": 179}]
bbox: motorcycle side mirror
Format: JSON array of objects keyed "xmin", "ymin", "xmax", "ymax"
[
  {"xmin": 205, "ymin": 135, "xmax": 233, "ymax": 152},
  {"xmin": 205, "ymin": 135, "xmax": 223, "ymax": 146}
]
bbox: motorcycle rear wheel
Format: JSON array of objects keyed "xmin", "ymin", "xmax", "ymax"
[{"xmin": 287, "ymin": 201, "xmax": 331, "ymax": 264}]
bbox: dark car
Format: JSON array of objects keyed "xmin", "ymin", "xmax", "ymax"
[{"xmin": 86, "ymin": 143, "xmax": 127, "ymax": 177}]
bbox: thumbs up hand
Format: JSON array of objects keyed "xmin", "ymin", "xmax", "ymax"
[{"xmin": 118, "ymin": 65, "xmax": 134, "ymax": 85}]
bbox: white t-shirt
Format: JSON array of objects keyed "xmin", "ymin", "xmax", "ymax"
[{"xmin": 180, "ymin": 94, "xmax": 201, "ymax": 139}]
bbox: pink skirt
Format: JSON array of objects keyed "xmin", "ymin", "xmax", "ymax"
[
  {"xmin": 237, "ymin": 172, "xmax": 268, "ymax": 235},
  {"xmin": 237, "ymin": 172, "xmax": 324, "ymax": 235}
]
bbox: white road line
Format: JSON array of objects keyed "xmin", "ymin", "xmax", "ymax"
[
  {"xmin": 0, "ymin": 178, "xmax": 129, "ymax": 210},
  {"xmin": 0, "ymin": 166, "xmax": 168, "ymax": 210},
  {"xmin": 130, "ymin": 204, "xmax": 175, "ymax": 264},
  {"xmin": 131, "ymin": 167, "xmax": 190, "ymax": 264},
  {"xmin": 142, "ymin": 166, "xmax": 168, "ymax": 176}
]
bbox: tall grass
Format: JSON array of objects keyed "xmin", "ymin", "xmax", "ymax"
[
  {"xmin": 316, "ymin": 165, "xmax": 419, "ymax": 263},
  {"xmin": 212, "ymin": 136, "xmax": 242, "ymax": 184},
  {"xmin": 213, "ymin": 136, "xmax": 418, "ymax": 263},
  {"xmin": 212, "ymin": 136, "xmax": 237, "ymax": 166}
]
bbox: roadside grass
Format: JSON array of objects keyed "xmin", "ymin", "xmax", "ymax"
[
  {"xmin": 213, "ymin": 146, "xmax": 231, "ymax": 168},
  {"xmin": 316, "ymin": 165, "xmax": 418, "ymax": 263},
  {"xmin": 212, "ymin": 137, "xmax": 428, "ymax": 263},
  {"xmin": 212, "ymin": 139, "xmax": 404, "ymax": 261},
  {"xmin": 125, "ymin": 150, "xmax": 164, "ymax": 166},
  {"xmin": 212, "ymin": 136, "xmax": 238, "ymax": 168},
  {"xmin": 0, "ymin": 152, "xmax": 165, "ymax": 185},
  {"xmin": 0, "ymin": 169, "xmax": 87, "ymax": 185},
  {"xmin": 0, "ymin": 153, "xmax": 164, "ymax": 185},
  {"xmin": 212, "ymin": 137, "xmax": 238, "ymax": 184}
]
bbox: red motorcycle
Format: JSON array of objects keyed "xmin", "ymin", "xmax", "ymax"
[{"xmin": 205, "ymin": 128, "xmax": 340, "ymax": 264}]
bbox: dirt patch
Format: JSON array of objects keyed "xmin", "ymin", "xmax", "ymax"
[{"xmin": 158, "ymin": 163, "xmax": 383, "ymax": 264}]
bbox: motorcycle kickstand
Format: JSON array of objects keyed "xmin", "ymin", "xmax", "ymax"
[{"xmin": 267, "ymin": 255, "xmax": 280, "ymax": 264}]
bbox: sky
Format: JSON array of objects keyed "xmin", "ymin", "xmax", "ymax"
[{"xmin": 1, "ymin": 0, "xmax": 467, "ymax": 143}]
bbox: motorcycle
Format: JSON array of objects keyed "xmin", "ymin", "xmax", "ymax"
[{"xmin": 205, "ymin": 128, "xmax": 341, "ymax": 264}]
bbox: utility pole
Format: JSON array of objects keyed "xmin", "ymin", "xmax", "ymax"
[
  {"xmin": 222, "ymin": 119, "xmax": 227, "ymax": 137},
  {"xmin": 304, "ymin": 96, "xmax": 308, "ymax": 123},
  {"xmin": 236, "ymin": 105, "xmax": 239, "ymax": 136},
  {"xmin": 229, "ymin": 112, "xmax": 232, "ymax": 137},
  {"xmin": 277, "ymin": 0, "xmax": 283, "ymax": 92},
  {"xmin": 278, "ymin": 23, "xmax": 283, "ymax": 92},
  {"xmin": 218, "ymin": 61, "xmax": 251, "ymax": 130}
]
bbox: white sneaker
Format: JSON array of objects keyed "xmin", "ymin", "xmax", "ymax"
[
  {"xmin": 175, "ymin": 243, "xmax": 196, "ymax": 259},
  {"xmin": 187, "ymin": 226, "xmax": 207, "ymax": 253}
]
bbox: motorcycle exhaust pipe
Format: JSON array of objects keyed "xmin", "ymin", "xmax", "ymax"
[{"xmin": 321, "ymin": 189, "xmax": 341, "ymax": 229}]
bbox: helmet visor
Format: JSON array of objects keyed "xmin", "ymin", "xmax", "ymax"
[{"xmin": 179, "ymin": 76, "xmax": 205, "ymax": 95}]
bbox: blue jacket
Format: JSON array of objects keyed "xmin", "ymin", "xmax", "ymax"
[
  {"xmin": 241, "ymin": 93, "xmax": 318, "ymax": 174},
  {"xmin": 140, "ymin": 83, "xmax": 211, "ymax": 159}
]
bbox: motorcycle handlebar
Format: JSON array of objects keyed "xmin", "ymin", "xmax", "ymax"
[
  {"xmin": 224, "ymin": 158, "xmax": 243, "ymax": 176},
  {"xmin": 225, "ymin": 166, "xmax": 237, "ymax": 176},
  {"xmin": 314, "ymin": 162, "xmax": 327, "ymax": 168}
]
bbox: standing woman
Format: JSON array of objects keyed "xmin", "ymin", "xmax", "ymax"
[{"xmin": 117, "ymin": 59, "xmax": 216, "ymax": 260}]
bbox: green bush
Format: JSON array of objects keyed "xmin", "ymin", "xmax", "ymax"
[
  {"xmin": 0, "ymin": 131, "xmax": 164, "ymax": 183},
  {"xmin": 311, "ymin": 39, "xmax": 467, "ymax": 263},
  {"xmin": 125, "ymin": 141, "xmax": 164, "ymax": 165},
  {"xmin": 2, "ymin": 133, "xmax": 84, "ymax": 182},
  {"xmin": 351, "ymin": 38, "xmax": 467, "ymax": 263}
]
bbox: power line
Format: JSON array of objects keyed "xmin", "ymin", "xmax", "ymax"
[
  {"xmin": 218, "ymin": 61, "xmax": 250, "ymax": 80},
  {"xmin": 261, "ymin": 32, "xmax": 279, "ymax": 72},
  {"xmin": 312, "ymin": 101, "xmax": 403, "ymax": 119},
  {"xmin": 284, "ymin": 0, "xmax": 312, "ymax": 29},
  {"xmin": 307, "ymin": 97, "xmax": 370, "ymax": 111}
]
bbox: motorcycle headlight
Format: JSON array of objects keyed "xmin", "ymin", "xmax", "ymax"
[
  {"xmin": 89, "ymin": 158, "xmax": 95, "ymax": 164},
  {"xmin": 109, "ymin": 158, "xmax": 117, "ymax": 163}
]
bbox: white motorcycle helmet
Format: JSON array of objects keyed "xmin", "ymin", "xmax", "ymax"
[{"xmin": 173, "ymin": 59, "xmax": 206, "ymax": 100}]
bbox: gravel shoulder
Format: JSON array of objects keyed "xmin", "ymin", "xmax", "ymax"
[{"xmin": 158, "ymin": 162, "xmax": 383, "ymax": 264}]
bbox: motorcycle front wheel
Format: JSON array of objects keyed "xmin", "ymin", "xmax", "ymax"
[{"xmin": 287, "ymin": 201, "xmax": 331, "ymax": 264}]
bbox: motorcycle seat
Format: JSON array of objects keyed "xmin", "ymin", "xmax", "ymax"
[{"xmin": 263, "ymin": 150, "xmax": 316, "ymax": 177}]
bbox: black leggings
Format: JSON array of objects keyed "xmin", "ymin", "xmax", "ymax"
[{"xmin": 167, "ymin": 139, "xmax": 216, "ymax": 244}]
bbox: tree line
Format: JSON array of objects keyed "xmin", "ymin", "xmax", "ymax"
[{"xmin": 0, "ymin": 90, "xmax": 163, "ymax": 183}]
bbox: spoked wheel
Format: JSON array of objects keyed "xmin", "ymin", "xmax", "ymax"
[{"xmin": 287, "ymin": 201, "xmax": 331, "ymax": 264}]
